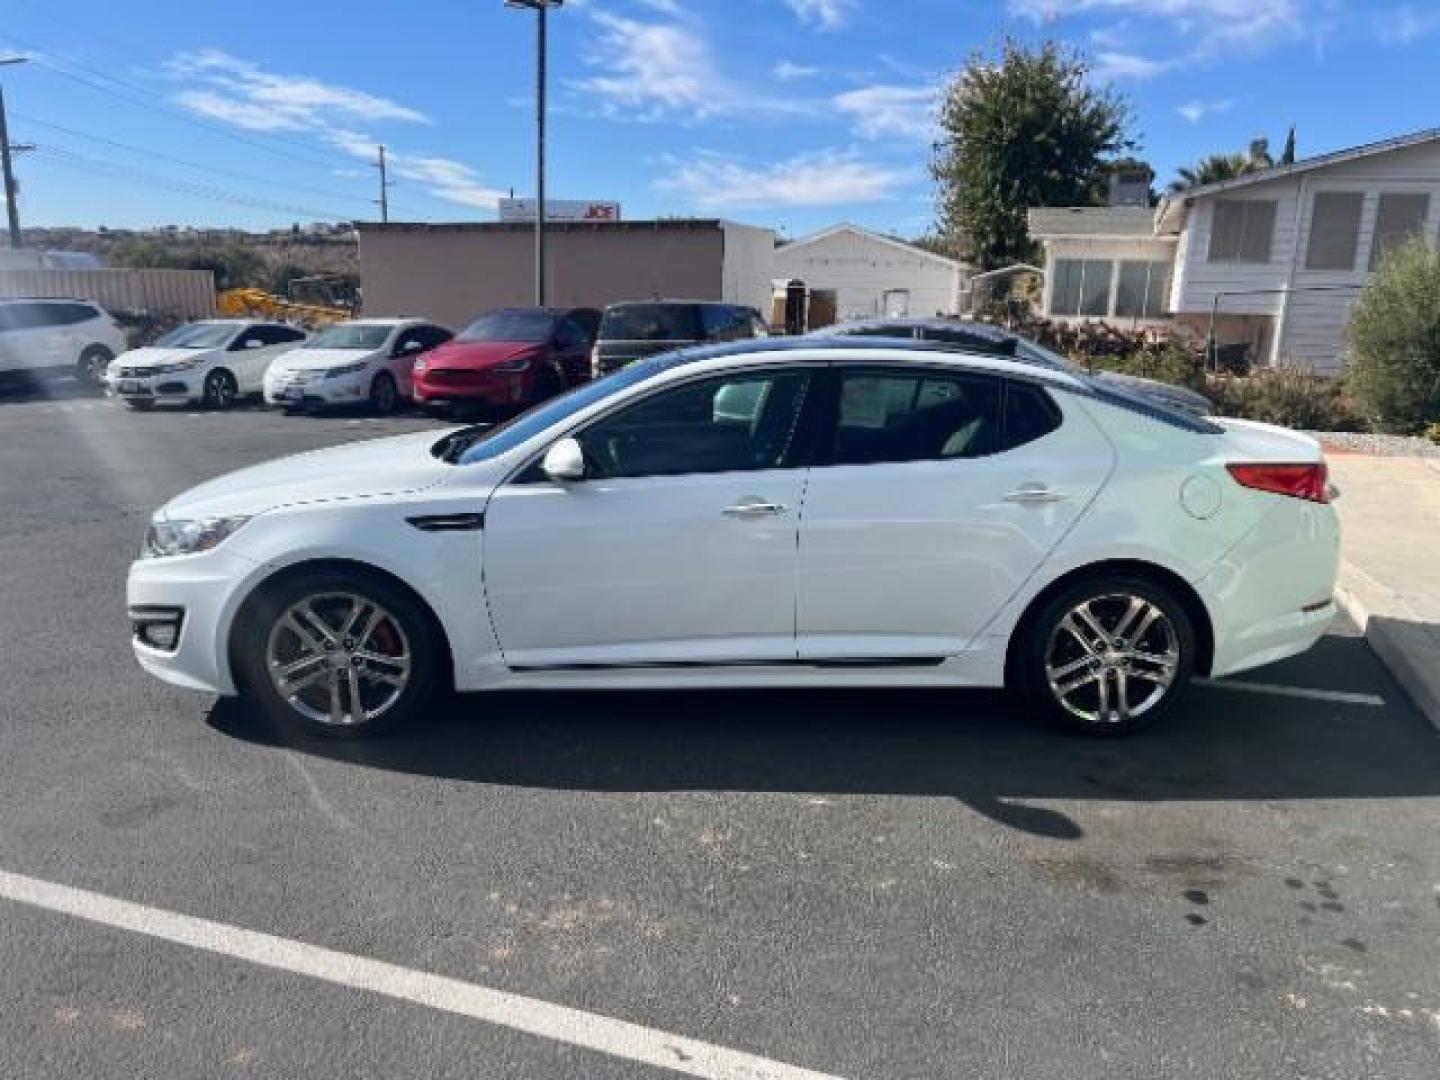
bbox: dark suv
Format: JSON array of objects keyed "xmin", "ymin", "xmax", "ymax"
[{"xmin": 592, "ymin": 301, "xmax": 767, "ymax": 377}]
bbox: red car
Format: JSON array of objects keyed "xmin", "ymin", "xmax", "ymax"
[{"xmin": 410, "ymin": 307, "xmax": 600, "ymax": 415}]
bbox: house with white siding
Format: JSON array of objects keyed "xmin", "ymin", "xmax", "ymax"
[
  {"xmin": 1028, "ymin": 128, "xmax": 1440, "ymax": 372},
  {"xmin": 774, "ymin": 223, "xmax": 965, "ymax": 321}
]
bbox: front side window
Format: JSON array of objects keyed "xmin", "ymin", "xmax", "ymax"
[
  {"xmin": 1370, "ymin": 193, "xmax": 1431, "ymax": 270},
  {"xmin": 576, "ymin": 370, "xmax": 810, "ymax": 479},
  {"xmin": 1208, "ymin": 199, "xmax": 1278, "ymax": 263},
  {"xmin": 1305, "ymin": 191, "xmax": 1365, "ymax": 271},
  {"xmin": 828, "ymin": 369, "xmax": 1003, "ymax": 466}
]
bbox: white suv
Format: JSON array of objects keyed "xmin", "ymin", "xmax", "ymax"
[
  {"xmin": 0, "ymin": 298, "xmax": 129, "ymax": 386},
  {"xmin": 107, "ymin": 320, "xmax": 307, "ymax": 411}
]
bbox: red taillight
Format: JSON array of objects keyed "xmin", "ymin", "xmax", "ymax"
[{"xmin": 1226, "ymin": 462, "xmax": 1330, "ymax": 503}]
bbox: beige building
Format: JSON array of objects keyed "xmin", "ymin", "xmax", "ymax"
[{"xmin": 357, "ymin": 219, "xmax": 775, "ymax": 329}]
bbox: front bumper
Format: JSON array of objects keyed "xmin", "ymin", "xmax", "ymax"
[
  {"xmin": 263, "ymin": 371, "xmax": 366, "ymax": 407},
  {"xmin": 127, "ymin": 548, "xmax": 264, "ymax": 695},
  {"xmin": 412, "ymin": 370, "xmax": 529, "ymax": 406},
  {"xmin": 107, "ymin": 368, "xmax": 203, "ymax": 401}
]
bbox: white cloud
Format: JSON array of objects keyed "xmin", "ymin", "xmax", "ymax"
[
  {"xmin": 774, "ymin": 60, "xmax": 822, "ymax": 81},
  {"xmin": 656, "ymin": 148, "xmax": 907, "ymax": 209},
  {"xmin": 1176, "ymin": 97, "xmax": 1235, "ymax": 122},
  {"xmin": 834, "ymin": 84, "xmax": 936, "ymax": 141},
  {"xmin": 1092, "ymin": 51, "xmax": 1173, "ymax": 80},
  {"xmin": 1375, "ymin": 4, "xmax": 1440, "ymax": 44},
  {"xmin": 167, "ymin": 48, "xmax": 429, "ymax": 129},
  {"xmin": 783, "ymin": 0, "xmax": 857, "ymax": 30},
  {"xmin": 391, "ymin": 156, "xmax": 508, "ymax": 210}
]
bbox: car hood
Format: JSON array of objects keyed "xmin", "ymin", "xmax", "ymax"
[
  {"xmin": 159, "ymin": 429, "xmax": 457, "ymax": 520},
  {"xmin": 425, "ymin": 341, "xmax": 542, "ymax": 369},
  {"xmin": 116, "ymin": 346, "xmax": 216, "ymax": 368},
  {"xmin": 271, "ymin": 347, "xmax": 379, "ymax": 372},
  {"xmin": 1093, "ymin": 370, "xmax": 1213, "ymax": 415}
]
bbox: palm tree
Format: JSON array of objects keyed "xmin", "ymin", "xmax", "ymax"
[{"xmin": 1168, "ymin": 138, "xmax": 1276, "ymax": 194}]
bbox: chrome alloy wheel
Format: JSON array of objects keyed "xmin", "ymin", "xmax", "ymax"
[
  {"xmin": 1044, "ymin": 593, "xmax": 1180, "ymax": 726},
  {"xmin": 264, "ymin": 592, "xmax": 412, "ymax": 726}
]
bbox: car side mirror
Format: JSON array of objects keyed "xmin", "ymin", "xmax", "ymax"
[{"xmin": 541, "ymin": 438, "xmax": 586, "ymax": 483}]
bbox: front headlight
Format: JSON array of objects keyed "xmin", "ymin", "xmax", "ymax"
[
  {"xmin": 324, "ymin": 362, "xmax": 368, "ymax": 379},
  {"xmin": 142, "ymin": 515, "xmax": 251, "ymax": 558}
]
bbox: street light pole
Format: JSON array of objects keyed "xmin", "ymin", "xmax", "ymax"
[
  {"xmin": 505, "ymin": 0, "xmax": 562, "ymax": 307},
  {"xmin": 0, "ymin": 57, "xmax": 29, "ymax": 250}
]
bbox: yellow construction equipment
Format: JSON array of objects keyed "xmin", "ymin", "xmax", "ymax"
[{"xmin": 217, "ymin": 288, "xmax": 352, "ymax": 327}]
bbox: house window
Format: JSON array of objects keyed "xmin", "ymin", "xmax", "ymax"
[
  {"xmin": 1114, "ymin": 261, "xmax": 1172, "ymax": 319},
  {"xmin": 1369, "ymin": 193, "xmax": 1431, "ymax": 270},
  {"xmin": 1208, "ymin": 199, "xmax": 1278, "ymax": 263},
  {"xmin": 1305, "ymin": 191, "xmax": 1365, "ymax": 271},
  {"xmin": 1050, "ymin": 259, "xmax": 1113, "ymax": 317}
]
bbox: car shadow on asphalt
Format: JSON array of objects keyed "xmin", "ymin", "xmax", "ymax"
[
  {"xmin": 0, "ymin": 374, "xmax": 106, "ymax": 404},
  {"xmin": 206, "ymin": 631, "xmax": 1440, "ymax": 842}
]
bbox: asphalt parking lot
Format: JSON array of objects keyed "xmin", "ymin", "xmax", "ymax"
[{"xmin": 2, "ymin": 378, "xmax": 1439, "ymax": 1079}]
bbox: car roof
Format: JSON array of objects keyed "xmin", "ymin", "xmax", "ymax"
[
  {"xmin": 1, "ymin": 296, "xmax": 102, "ymax": 305},
  {"xmin": 604, "ymin": 299, "xmax": 744, "ymax": 309},
  {"xmin": 641, "ymin": 335, "xmax": 1088, "ymax": 389},
  {"xmin": 821, "ymin": 316, "xmax": 1018, "ymax": 343}
]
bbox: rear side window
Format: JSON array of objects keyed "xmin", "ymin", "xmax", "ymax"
[
  {"xmin": 600, "ymin": 304, "xmax": 701, "ymax": 342},
  {"xmin": 828, "ymin": 369, "xmax": 1003, "ymax": 465},
  {"xmin": 1002, "ymin": 381, "xmax": 1063, "ymax": 450}
]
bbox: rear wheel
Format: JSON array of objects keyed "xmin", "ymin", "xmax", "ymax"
[
  {"xmin": 369, "ymin": 372, "xmax": 399, "ymax": 414},
  {"xmin": 232, "ymin": 569, "xmax": 444, "ymax": 739},
  {"xmin": 202, "ymin": 369, "xmax": 238, "ymax": 410},
  {"xmin": 77, "ymin": 346, "xmax": 113, "ymax": 387},
  {"xmin": 1012, "ymin": 575, "xmax": 1194, "ymax": 736}
]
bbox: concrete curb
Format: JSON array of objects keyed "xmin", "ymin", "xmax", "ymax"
[{"xmin": 1335, "ymin": 561, "xmax": 1440, "ymax": 732}]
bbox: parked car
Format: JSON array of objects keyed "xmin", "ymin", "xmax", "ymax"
[
  {"xmin": 127, "ymin": 336, "xmax": 1338, "ymax": 741},
  {"xmin": 106, "ymin": 320, "xmax": 307, "ymax": 411},
  {"xmin": 591, "ymin": 301, "xmax": 767, "ymax": 376},
  {"xmin": 263, "ymin": 319, "xmax": 452, "ymax": 414},
  {"xmin": 410, "ymin": 307, "xmax": 600, "ymax": 416},
  {"xmin": 0, "ymin": 297, "xmax": 128, "ymax": 387},
  {"xmin": 814, "ymin": 317, "xmax": 1214, "ymax": 416}
]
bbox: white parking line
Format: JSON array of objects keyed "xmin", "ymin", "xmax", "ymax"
[
  {"xmin": 0, "ymin": 868, "xmax": 844, "ymax": 1080},
  {"xmin": 1195, "ymin": 678, "xmax": 1385, "ymax": 707}
]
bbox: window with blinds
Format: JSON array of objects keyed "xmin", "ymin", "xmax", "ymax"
[
  {"xmin": 1369, "ymin": 193, "xmax": 1430, "ymax": 270},
  {"xmin": 1208, "ymin": 200, "xmax": 1278, "ymax": 263},
  {"xmin": 1305, "ymin": 192, "xmax": 1365, "ymax": 271}
]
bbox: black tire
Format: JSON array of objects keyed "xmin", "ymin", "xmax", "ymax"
[
  {"xmin": 231, "ymin": 567, "xmax": 445, "ymax": 740},
  {"xmin": 1011, "ymin": 574, "xmax": 1195, "ymax": 736},
  {"xmin": 125, "ymin": 398, "xmax": 155, "ymax": 412},
  {"xmin": 202, "ymin": 369, "xmax": 239, "ymax": 411},
  {"xmin": 369, "ymin": 372, "xmax": 400, "ymax": 415},
  {"xmin": 77, "ymin": 346, "xmax": 114, "ymax": 387}
]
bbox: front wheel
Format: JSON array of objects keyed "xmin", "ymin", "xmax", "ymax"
[
  {"xmin": 77, "ymin": 346, "xmax": 114, "ymax": 387},
  {"xmin": 369, "ymin": 372, "xmax": 399, "ymax": 414},
  {"xmin": 232, "ymin": 570, "xmax": 445, "ymax": 739},
  {"xmin": 202, "ymin": 369, "xmax": 239, "ymax": 410},
  {"xmin": 1012, "ymin": 576, "xmax": 1194, "ymax": 736}
]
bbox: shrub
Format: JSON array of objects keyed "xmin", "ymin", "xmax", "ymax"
[
  {"xmin": 1346, "ymin": 238, "xmax": 1440, "ymax": 432},
  {"xmin": 1206, "ymin": 366, "xmax": 1368, "ymax": 432},
  {"xmin": 1425, "ymin": 420, "xmax": 1440, "ymax": 445},
  {"xmin": 1079, "ymin": 345, "xmax": 1207, "ymax": 392}
]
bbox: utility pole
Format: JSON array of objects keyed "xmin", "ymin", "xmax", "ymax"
[
  {"xmin": 505, "ymin": 0, "xmax": 563, "ymax": 307},
  {"xmin": 0, "ymin": 57, "xmax": 31, "ymax": 249},
  {"xmin": 374, "ymin": 144, "xmax": 391, "ymax": 224}
]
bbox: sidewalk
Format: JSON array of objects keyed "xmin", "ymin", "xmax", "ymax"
[{"xmin": 1325, "ymin": 450, "xmax": 1440, "ymax": 729}]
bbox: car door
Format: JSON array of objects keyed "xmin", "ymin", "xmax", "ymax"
[
  {"xmin": 232, "ymin": 325, "xmax": 303, "ymax": 391},
  {"xmin": 795, "ymin": 365, "xmax": 1115, "ymax": 661},
  {"xmin": 482, "ymin": 366, "xmax": 816, "ymax": 668}
]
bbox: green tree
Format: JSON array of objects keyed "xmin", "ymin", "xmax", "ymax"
[
  {"xmin": 184, "ymin": 245, "xmax": 266, "ymax": 291},
  {"xmin": 108, "ymin": 238, "xmax": 178, "ymax": 269},
  {"xmin": 1280, "ymin": 125, "xmax": 1297, "ymax": 166},
  {"xmin": 931, "ymin": 39, "xmax": 1132, "ymax": 270},
  {"xmin": 1346, "ymin": 238, "xmax": 1440, "ymax": 432},
  {"xmin": 1169, "ymin": 138, "xmax": 1276, "ymax": 193}
]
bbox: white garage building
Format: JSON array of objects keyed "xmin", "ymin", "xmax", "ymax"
[{"xmin": 774, "ymin": 223, "xmax": 965, "ymax": 321}]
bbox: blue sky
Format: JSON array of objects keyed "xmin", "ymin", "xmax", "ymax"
[{"xmin": 3, "ymin": 0, "xmax": 1438, "ymax": 238}]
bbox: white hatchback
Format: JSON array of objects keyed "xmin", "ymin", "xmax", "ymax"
[
  {"xmin": 107, "ymin": 320, "xmax": 307, "ymax": 410},
  {"xmin": 263, "ymin": 319, "xmax": 452, "ymax": 413},
  {"xmin": 127, "ymin": 339, "xmax": 1340, "ymax": 740}
]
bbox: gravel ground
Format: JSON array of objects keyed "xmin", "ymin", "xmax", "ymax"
[{"xmin": 1309, "ymin": 431, "xmax": 1440, "ymax": 458}]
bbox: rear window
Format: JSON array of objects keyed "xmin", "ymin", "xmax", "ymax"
[{"xmin": 600, "ymin": 304, "xmax": 701, "ymax": 342}]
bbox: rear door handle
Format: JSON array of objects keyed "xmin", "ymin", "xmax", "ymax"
[
  {"xmin": 1003, "ymin": 483, "xmax": 1067, "ymax": 504},
  {"xmin": 722, "ymin": 499, "xmax": 788, "ymax": 517}
]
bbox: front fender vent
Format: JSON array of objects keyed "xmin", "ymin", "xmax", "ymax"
[{"xmin": 406, "ymin": 512, "xmax": 484, "ymax": 532}]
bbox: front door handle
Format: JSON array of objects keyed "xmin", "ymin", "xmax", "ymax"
[
  {"xmin": 722, "ymin": 499, "xmax": 788, "ymax": 517},
  {"xmin": 1003, "ymin": 483, "xmax": 1067, "ymax": 504}
]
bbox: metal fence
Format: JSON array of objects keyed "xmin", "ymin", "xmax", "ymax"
[{"xmin": 0, "ymin": 268, "xmax": 216, "ymax": 319}]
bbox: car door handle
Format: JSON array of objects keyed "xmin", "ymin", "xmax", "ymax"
[
  {"xmin": 722, "ymin": 500, "xmax": 788, "ymax": 517},
  {"xmin": 1003, "ymin": 483, "xmax": 1067, "ymax": 504}
]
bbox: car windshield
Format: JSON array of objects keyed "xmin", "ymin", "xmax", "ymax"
[
  {"xmin": 600, "ymin": 304, "xmax": 700, "ymax": 341},
  {"xmin": 302, "ymin": 324, "xmax": 391, "ymax": 350},
  {"xmin": 441, "ymin": 358, "xmax": 670, "ymax": 465},
  {"xmin": 458, "ymin": 311, "xmax": 556, "ymax": 343},
  {"xmin": 152, "ymin": 323, "xmax": 238, "ymax": 349}
]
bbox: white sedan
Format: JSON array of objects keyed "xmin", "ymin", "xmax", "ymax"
[
  {"xmin": 107, "ymin": 320, "xmax": 307, "ymax": 410},
  {"xmin": 127, "ymin": 339, "xmax": 1340, "ymax": 739},
  {"xmin": 263, "ymin": 319, "xmax": 453, "ymax": 413}
]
